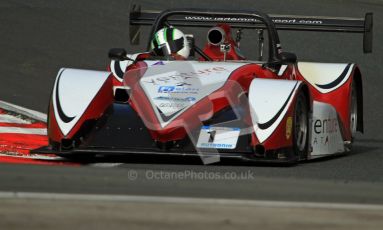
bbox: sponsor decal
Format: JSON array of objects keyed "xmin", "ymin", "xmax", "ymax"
[
  {"xmin": 158, "ymin": 86, "xmax": 175, "ymax": 92},
  {"xmin": 141, "ymin": 66, "xmax": 229, "ymax": 86},
  {"xmin": 200, "ymin": 143, "xmax": 234, "ymax": 149},
  {"xmin": 158, "ymin": 86, "xmax": 199, "ymax": 94},
  {"xmin": 286, "ymin": 116, "xmax": 292, "ymax": 140},
  {"xmin": 196, "ymin": 126, "xmax": 240, "ymax": 150},
  {"xmin": 314, "ymin": 118, "xmax": 338, "ymax": 134},
  {"xmin": 152, "ymin": 61, "xmax": 165, "ymax": 66},
  {"xmin": 154, "ymin": 96, "xmax": 197, "ymax": 112},
  {"xmin": 154, "ymin": 96, "xmax": 196, "ymax": 102},
  {"xmin": 139, "ymin": 62, "xmax": 246, "ymax": 127},
  {"xmin": 158, "ymin": 102, "xmax": 186, "ymax": 108},
  {"xmin": 184, "ymin": 16, "xmax": 323, "ymax": 25},
  {"xmin": 312, "ymin": 118, "xmax": 338, "ymax": 145}
]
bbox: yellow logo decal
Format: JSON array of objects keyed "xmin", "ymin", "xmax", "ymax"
[{"xmin": 286, "ymin": 117, "xmax": 293, "ymax": 140}]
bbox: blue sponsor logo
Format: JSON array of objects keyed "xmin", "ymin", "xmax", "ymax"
[
  {"xmin": 154, "ymin": 96, "xmax": 196, "ymax": 102},
  {"xmin": 158, "ymin": 86, "xmax": 199, "ymax": 93},
  {"xmin": 184, "ymin": 97, "xmax": 196, "ymax": 101},
  {"xmin": 158, "ymin": 86, "xmax": 175, "ymax": 93}
]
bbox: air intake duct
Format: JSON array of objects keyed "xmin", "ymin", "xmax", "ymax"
[{"xmin": 207, "ymin": 27, "xmax": 226, "ymax": 46}]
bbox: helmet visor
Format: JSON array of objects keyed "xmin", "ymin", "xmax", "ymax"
[{"xmin": 152, "ymin": 37, "xmax": 185, "ymax": 57}]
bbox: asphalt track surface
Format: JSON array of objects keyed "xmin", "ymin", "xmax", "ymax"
[{"xmin": 1, "ymin": 0, "xmax": 383, "ymax": 206}]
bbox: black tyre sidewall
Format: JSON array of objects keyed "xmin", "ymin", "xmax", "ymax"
[{"xmin": 292, "ymin": 91, "xmax": 309, "ymax": 161}]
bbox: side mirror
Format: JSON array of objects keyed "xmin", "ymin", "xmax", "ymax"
[
  {"xmin": 280, "ymin": 52, "xmax": 297, "ymax": 64},
  {"xmin": 108, "ymin": 48, "xmax": 132, "ymax": 61}
]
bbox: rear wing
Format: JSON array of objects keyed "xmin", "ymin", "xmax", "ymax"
[{"xmin": 129, "ymin": 5, "xmax": 373, "ymax": 53}]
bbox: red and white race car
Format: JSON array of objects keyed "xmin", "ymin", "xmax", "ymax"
[{"xmin": 34, "ymin": 6, "xmax": 373, "ymax": 164}]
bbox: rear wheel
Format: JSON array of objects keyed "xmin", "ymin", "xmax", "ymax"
[
  {"xmin": 350, "ymin": 82, "xmax": 358, "ymax": 142},
  {"xmin": 292, "ymin": 91, "xmax": 309, "ymax": 161}
]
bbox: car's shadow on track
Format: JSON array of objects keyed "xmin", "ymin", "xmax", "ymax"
[
  {"xmin": 58, "ymin": 152, "xmax": 342, "ymax": 168},
  {"xmin": 303, "ymin": 142, "xmax": 380, "ymax": 164},
  {"xmin": 59, "ymin": 140, "xmax": 381, "ymax": 168},
  {"xmin": 61, "ymin": 153, "xmax": 300, "ymax": 168}
]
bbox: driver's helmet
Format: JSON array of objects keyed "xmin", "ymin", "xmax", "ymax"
[{"xmin": 150, "ymin": 27, "xmax": 190, "ymax": 59}]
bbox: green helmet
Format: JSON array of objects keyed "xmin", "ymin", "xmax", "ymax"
[{"xmin": 150, "ymin": 27, "xmax": 190, "ymax": 59}]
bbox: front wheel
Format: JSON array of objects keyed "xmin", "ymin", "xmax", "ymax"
[{"xmin": 292, "ymin": 91, "xmax": 309, "ymax": 161}]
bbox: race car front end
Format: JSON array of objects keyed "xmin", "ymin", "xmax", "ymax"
[{"xmin": 34, "ymin": 61, "xmax": 310, "ymax": 164}]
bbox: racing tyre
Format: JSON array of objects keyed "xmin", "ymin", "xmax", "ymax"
[
  {"xmin": 350, "ymin": 82, "xmax": 358, "ymax": 142},
  {"xmin": 292, "ymin": 91, "xmax": 309, "ymax": 161}
]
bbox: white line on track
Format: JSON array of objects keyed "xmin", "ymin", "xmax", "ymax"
[
  {"xmin": 0, "ymin": 153, "xmax": 63, "ymax": 160},
  {"xmin": 0, "ymin": 100, "xmax": 47, "ymax": 122},
  {"xmin": 0, "ymin": 127, "xmax": 47, "ymax": 135},
  {"xmin": 0, "ymin": 191, "xmax": 383, "ymax": 211},
  {"xmin": 0, "ymin": 114, "xmax": 31, "ymax": 124},
  {"xmin": 90, "ymin": 163, "xmax": 125, "ymax": 168}
]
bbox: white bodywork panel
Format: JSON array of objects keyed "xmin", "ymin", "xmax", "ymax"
[
  {"xmin": 137, "ymin": 61, "xmax": 247, "ymax": 128},
  {"xmin": 110, "ymin": 53, "xmax": 142, "ymax": 82},
  {"xmin": 311, "ymin": 101, "xmax": 345, "ymax": 156},
  {"xmin": 110, "ymin": 59, "xmax": 130, "ymax": 82},
  {"xmin": 52, "ymin": 68, "xmax": 110, "ymax": 136},
  {"xmin": 248, "ymin": 78, "xmax": 300, "ymax": 143},
  {"xmin": 298, "ymin": 62, "xmax": 354, "ymax": 93}
]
